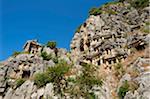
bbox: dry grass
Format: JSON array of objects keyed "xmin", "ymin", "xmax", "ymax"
[{"xmin": 123, "ymin": 47, "xmax": 149, "ymax": 67}]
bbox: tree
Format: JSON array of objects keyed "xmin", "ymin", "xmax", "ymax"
[{"xmin": 46, "ymin": 41, "xmax": 56, "ymax": 49}]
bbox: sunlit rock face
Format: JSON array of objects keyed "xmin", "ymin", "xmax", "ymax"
[
  {"xmin": 0, "ymin": 0, "xmax": 150, "ymax": 99},
  {"xmin": 70, "ymin": 2, "xmax": 149, "ymax": 68},
  {"xmin": 70, "ymin": 1, "xmax": 150, "ymax": 98}
]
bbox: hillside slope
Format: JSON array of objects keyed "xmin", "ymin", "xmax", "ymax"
[{"xmin": 0, "ymin": 0, "xmax": 150, "ymax": 99}]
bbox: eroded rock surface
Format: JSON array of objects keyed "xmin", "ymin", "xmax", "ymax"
[{"xmin": 0, "ymin": 0, "xmax": 150, "ymax": 99}]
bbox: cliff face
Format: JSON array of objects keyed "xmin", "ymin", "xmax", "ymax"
[
  {"xmin": 0, "ymin": 0, "xmax": 150, "ymax": 99},
  {"xmin": 70, "ymin": 1, "xmax": 149, "ymax": 65}
]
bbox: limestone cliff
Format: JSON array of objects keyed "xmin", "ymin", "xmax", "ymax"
[{"xmin": 0, "ymin": 0, "xmax": 150, "ymax": 99}]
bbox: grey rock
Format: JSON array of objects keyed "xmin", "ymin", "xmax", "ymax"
[
  {"xmin": 9, "ymin": 80, "xmax": 35, "ymax": 99},
  {"xmin": 31, "ymin": 92, "xmax": 37, "ymax": 99},
  {"xmin": 43, "ymin": 83, "xmax": 54, "ymax": 99},
  {"xmin": 4, "ymin": 88, "xmax": 13, "ymax": 99},
  {"xmin": 37, "ymin": 88, "xmax": 44, "ymax": 99}
]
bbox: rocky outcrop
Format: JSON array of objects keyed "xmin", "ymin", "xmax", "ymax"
[
  {"xmin": 71, "ymin": 2, "xmax": 149, "ymax": 67},
  {"xmin": 124, "ymin": 58, "xmax": 150, "ymax": 99},
  {"xmin": 70, "ymin": 1, "xmax": 149, "ymax": 98},
  {"xmin": 0, "ymin": 43, "xmax": 72, "ymax": 99},
  {"xmin": 3, "ymin": 81, "xmax": 55, "ymax": 99},
  {"xmin": 0, "ymin": 0, "xmax": 150, "ymax": 99}
]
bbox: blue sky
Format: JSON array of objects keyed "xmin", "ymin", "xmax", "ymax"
[{"xmin": 0, "ymin": 0, "xmax": 112, "ymax": 60}]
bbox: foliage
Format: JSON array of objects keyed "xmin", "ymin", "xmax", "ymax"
[
  {"xmin": 34, "ymin": 72, "xmax": 51, "ymax": 88},
  {"xmin": 67, "ymin": 77, "xmax": 76, "ymax": 83},
  {"xmin": 13, "ymin": 51, "xmax": 21, "ymax": 56},
  {"xmin": 46, "ymin": 60, "xmax": 70, "ymax": 83},
  {"xmin": 78, "ymin": 74, "xmax": 103, "ymax": 88},
  {"xmin": 89, "ymin": 7, "xmax": 103, "ymax": 16},
  {"xmin": 33, "ymin": 59, "xmax": 71, "ymax": 89},
  {"xmin": 105, "ymin": 9, "xmax": 118, "ymax": 15},
  {"xmin": 70, "ymin": 63, "xmax": 102, "ymax": 97},
  {"xmin": 86, "ymin": 92, "xmax": 96, "ymax": 99},
  {"xmin": 118, "ymin": 0, "xmax": 149, "ymax": 8},
  {"xmin": 118, "ymin": 80, "xmax": 129, "ymax": 99},
  {"xmin": 12, "ymin": 51, "xmax": 29, "ymax": 57},
  {"xmin": 52, "ymin": 57, "xmax": 59, "ymax": 64},
  {"xmin": 46, "ymin": 41, "xmax": 56, "ymax": 49},
  {"xmin": 89, "ymin": 1, "xmax": 120, "ymax": 16},
  {"xmin": 75, "ymin": 24, "xmax": 82, "ymax": 33},
  {"xmin": 129, "ymin": 81, "xmax": 139, "ymax": 92},
  {"xmin": 41, "ymin": 52, "xmax": 52, "ymax": 61},
  {"xmin": 140, "ymin": 22, "xmax": 150, "ymax": 34},
  {"xmin": 131, "ymin": 0, "xmax": 149, "ymax": 9},
  {"xmin": 114, "ymin": 63, "xmax": 125, "ymax": 78},
  {"xmin": 145, "ymin": 22, "xmax": 150, "ymax": 26},
  {"xmin": 129, "ymin": 68, "xmax": 140, "ymax": 77},
  {"xmin": 16, "ymin": 78, "xmax": 26, "ymax": 88},
  {"xmin": 103, "ymin": 1, "xmax": 119, "ymax": 7},
  {"xmin": 81, "ymin": 63, "xmax": 102, "ymax": 86},
  {"xmin": 143, "ymin": 28, "xmax": 149, "ymax": 33},
  {"xmin": 118, "ymin": 0, "xmax": 125, "ymax": 2}
]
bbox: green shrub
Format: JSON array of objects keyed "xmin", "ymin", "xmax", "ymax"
[
  {"xmin": 13, "ymin": 51, "xmax": 21, "ymax": 56},
  {"xmin": 77, "ymin": 63, "xmax": 102, "ymax": 87},
  {"xmin": 78, "ymin": 74, "xmax": 102, "ymax": 87},
  {"xmin": 12, "ymin": 51, "xmax": 29, "ymax": 57},
  {"xmin": 89, "ymin": 7, "xmax": 102, "ymax": 16},
  {"xmin": 41, "ymin": 52, "xmax": 52, "ymax": 61},
  {"xmin": 33, "ymin": 60, "xmax": 71, "ymax": 88},
  {"xmin": 46, "ymin": 60, "xmax": 70, "ymax": 83},
  {"xmin": 52, "ymin": 57, "xmax": 59, "ymax": 64},
  {"xmin": 86, "ymin": 92, "xmax": 96, "ymax": 99},
  {"xmin": 46, "ymin": 60, "xmax": 71, "ymax": 94},
  {"xmin": 75, "ymin": 24, "xmax": 82, "ymax": 33},
  {"xmin": 16, "ymin": 78, "xmax": 25, "ymax": 87},
  {"xmin": 114, "ymin": 63, "xmax": 125, "ymax": 77},
  {"xmin": 67, "ymin": 77, "xmax": 76, "ymax": 83},
  {"xmin": 145, "ymin": 22, "xmax": 150, "ymax": 26},
  {"xmin": 46, "ymin": 41, "xmax": 56, "ymax": 49},
  {"xmin": 69, "ymin": 63, "xmax": 102, "ymax": 98},
  {"xmin": 143, "ymin": 28, "xmax": 149, "ymax": 33},
  {"xmin": 118, "ymin": 80, "xmax": 129, "ymax": 99},
  {"xmin": 131, "ymin": 0, "xmax": 149, "ymax": 9},
  {"xmin": 104, "ymin": 1, "xmax": 119, "ymax": 7},
  {"xmin": 106, "ymin": 10, "xmax": 118, "ymax": 15},
  {"xmin": 34, "ymin": 72, "xmax": 51, "ymax": 88},
  {"xmin": 118, "ymin": 0, "xmax": 125, "ymax": 2}
]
